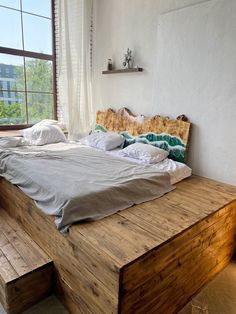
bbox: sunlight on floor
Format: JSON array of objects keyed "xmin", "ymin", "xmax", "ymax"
[{"xmin": 179, "ymin": 261, "xmax": 236, "ymax": 314}]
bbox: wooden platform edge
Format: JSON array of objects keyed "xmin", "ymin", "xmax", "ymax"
[
  {"xmin": 0, "ymin": 178, "xmax": 119, "ymax": 314},
  {"xmin": 0, "ymin": 208, "xmax": 54, "ymax": 314},
  {"xmin": 118, "ymin": 200, "xmax": 236, "ymax": 313},
  {"xmin": 5, "ymin": 264, "xmax": 53, "ymax": 314},
  {"xmin": 1, "ymin": 176, "xmax": 236, "ymax": 314}
]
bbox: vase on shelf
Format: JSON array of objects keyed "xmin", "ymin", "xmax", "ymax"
[
  {"xmin": 123, "ymin": 48, "xmax": 133, "ymax": 69},
  {"xmin": 123, "ymin": 60, "xmax": 132, "ymax": 69},
  {"xmin": 107, "ymin": 59, "xmax": 113, "ymax": 71}
]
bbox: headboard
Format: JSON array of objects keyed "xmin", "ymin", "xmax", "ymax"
[{"xmin": 95, "ymin": 108, "xmax": 191, "ymax": 163}]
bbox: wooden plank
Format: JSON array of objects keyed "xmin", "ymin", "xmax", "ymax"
[
  {"xmin": 6, "ymin": 265, "xmax": 53, "ymax": 314},
  {"xmin": 0, "ymin": 210, "xmax": 51, "ymax": 269},
  {"xmin": 0, "ymin": 248, "xmax": 53, "ymax": 314},
  {"xmin": 55, "ymin": 258, "xmax": 117, "ymax": 314},
  {"xmin": 96, "ymin": 108, "xmax": 190, "ymax": 144},
  {"xmin": 96, "ymin": 108, "xmax": 191, "ymax": 162},
  {"xmin": 1, "ymin": 176, "xmax": 236, "ymax": 314},
  {"xmin": 0, "ymin": 130, "xmax": 22, "ymax": 138},
  {"xmin": 12, "ymin": 213, "xmax": 119, "ymax": 313},
  {"xmin": 76, "ymin": 214, "xmax": 161, "ymax": 265},
  {"xmin": 68, "ymin": 230, "xmax": 120, "ymax": 294},
  {"xmin": 0, "ymin": 231, "xmax": 9, "ymax": 247},
  {"xmin": 119, "ymin": 201, "xmax": 236, "ymax": 313},
  {"xmin": 181, "ymin": 175, "xmax": 236, "ymax": 196},
  {"xmin": 55, "ymin": 274, "xmax": 90, "ymax": 314},
  {"xmin": 102, "ymin": 68, "xmax": 143, "ymax": 74},
  {"xmin": 1, "ymin": 242, "xmax": 29, "ymax": 277},
  {"xmin": 123, "ymin": 225, "xmax": 234, "ymax": 304},
  {"xmin": 118, "ymin": 203, "xmax": 193, "ymax": 240},
  {"xmin": 0, "ymin": 278, "xmax": 7, "ymax": 311},
  {"xmin": 0, "ymin": 248, "xmax": 18, "ymax": 283},
  {"xmin": 0, "ymin": 209, "xmax": 53, "ymax": 314},
  {"xmin": 118, "ymin": 194, "xmax": 236, "ymax": 242},
  {"xmin": 121, "ymin": 201, "xmax": 236, "ymax": 292},
  {"xmin": 136, "ymin": 255, "xmax": 231, "ymax": 314},
  {"xmin": 0, "ymin": 182, "xmax": 119, "ymax": 313}
]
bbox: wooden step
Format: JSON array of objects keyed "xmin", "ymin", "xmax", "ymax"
[{"xmin": 0, "ymin": 209, "xmax": 53, "ymax": 314}]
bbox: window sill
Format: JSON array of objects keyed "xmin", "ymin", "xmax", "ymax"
[
  {"xmin": 0, "ymin": 130, "xmax": 23, "ymax": 138},
  {"xmin": 0, "ymin": 129, "xmax": 68, "ymax": 138}
]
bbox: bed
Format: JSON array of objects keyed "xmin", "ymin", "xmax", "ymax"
[{"xmin": 0, "ymin": 108, "xmax": 236, "ymax": 314}]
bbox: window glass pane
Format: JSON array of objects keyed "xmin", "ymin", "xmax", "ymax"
[
  {"xmin": 0, "ymin": 0, "xmax": 20, "ymax": 10},
  {"xmin": 25, "ymin": 58, "xmax": 52, "ymax": 92},
  {"xmin": 0, "ymin": 91, "xmax": 26, "ymax": 125},
  {"xmin": 27, "ymin": 92, "xmax": 53, "ymax": 124},
  {"xmin": 0, "ymin": 54, "xmax": 25, "ymax": 91},
  {"xmin": 0, "ymin": 1, "xmax": 55, "ymax": 127},
  {"xmin": 23, "ymin": 13, "xmax": 52, "ymax": 54},
  {"xmin": 22, "ymin": 0, "xmax": 51, "ymax": 18},
  {"xmin": 0, "ymin": 7, "xmax": 22, "ymax": 49}
]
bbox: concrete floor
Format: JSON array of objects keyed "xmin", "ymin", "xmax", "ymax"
[
  {"xmin": 1, "ymin": 262, "xmax": 236, "ymax": 314},
  {"xmin": 0, "ymin": 295, "xmax": 68, "ymax": 314},
  {"xmin": 180, "ymin": 261, "xmax": 236, "ymax": 314}
]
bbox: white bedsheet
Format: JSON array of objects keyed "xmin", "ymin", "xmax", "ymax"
[
  {"xmin": 105, "ymin": 148, "xmax": 191, "ymax": 185},
  {"xmin": 16, "ymin": 142, "xmax": 191, "ymax": 185},
  {"xmin": 0, "ymin": 142, "xmax": 174, "ymax": 231},
  {"xmin": 0, "ymin": 140, "xmax": 192, "ymax": 185}
]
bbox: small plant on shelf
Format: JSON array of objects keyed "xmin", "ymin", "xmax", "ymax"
[{"xmin": 123, "ymin": 48, "xmax": 132, "ymax": 69}]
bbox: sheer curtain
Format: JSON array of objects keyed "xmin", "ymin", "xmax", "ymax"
[{"xmin": 55, "ymin": 0, "xmax": 94, "ymax": 140}]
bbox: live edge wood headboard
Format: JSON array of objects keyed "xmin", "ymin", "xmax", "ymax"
[{"xmin": 95, "ymin": 108, "xmax": 191, "ymax": 163}]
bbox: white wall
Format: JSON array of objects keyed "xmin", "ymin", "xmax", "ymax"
[{"xmin": 92, "ymin": 0, "xmax": 236, "ymax": 186}]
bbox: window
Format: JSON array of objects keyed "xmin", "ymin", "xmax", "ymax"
[{"xmin": 0, "ymin": 0, "xmax": 56, "ymax": 128}]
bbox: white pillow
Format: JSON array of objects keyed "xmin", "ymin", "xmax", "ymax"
[
  {"xmin": 119, "ymin": 143, "xmax": 169, "ymax": 164},
  {"xmin": 21, "ymin": 124, "xmax": 66, "ymax": 146},
  {"xmin": 80, "ymin": 132, "xmax": 124, "ymax": 151},
  {"xmin": 33, "ymin": 119, "xmax": 66, "ymax": 132},
  {"xmin": 34, "ymin": 119, "xmax": 59, "ymax": 127},
  {"xmin": 0, "ymin": 137, "xmax": 23, "ymax": 148}
]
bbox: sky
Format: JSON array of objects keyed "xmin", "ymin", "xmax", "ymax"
[{"xmin": 0, "ymin": 0, "xmax": 52, "ymax": 65}]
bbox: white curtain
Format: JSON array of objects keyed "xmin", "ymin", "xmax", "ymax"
[{"xmin": 55, "ymin": 0, "xmax": 94, "ymax": 140}]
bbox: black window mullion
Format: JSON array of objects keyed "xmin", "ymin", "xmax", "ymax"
[
  {"xmin": 51, "ymin": 0, "xmax": 57, "ymax": 120},
  {"xmin": 0, "ymin": 89, "xmax": 54, "ymax": 95},
  {"xmin": 0, "ymin": 4, "xmax": 51, "ymax": 19},
  {"xmin": 20, "ymin": 0, "xmax": 24, "ymax": 51},
  {"xmin": 22, "ymin": 57, "xmax": 28, "ymax": 124},
  {"xmin": 0, "ymin": 47, "xmax": 54, "ymax": 61},
  {"xmin": 20, "ymin": 0, "xmax": 28, "ymax": 124}
]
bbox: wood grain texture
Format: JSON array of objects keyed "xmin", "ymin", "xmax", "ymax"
[
  {"xmin": 96, "ymin": 107, "xmax": 190, "ymax": 144},
  {"xmin": 102, "ymin": 68, "xmax": 143, "ymax": 74},
  {"xmin": 0, "ymin": 131, "xmax": 22, "ymax": 138},
  {"xmin": 0, "ymin": 179, "xmax": 119, "ymax": 314},
  {"xmin": 119, "ymin": 201, "xmax": 236, "ymax": 313},
  {"xmin": 0, "ymin": 176, "xmax": 236, "ymax": 313},
  {"xmin": 0, "ymin": 209, "xmax": 53, "ymax": 314}
]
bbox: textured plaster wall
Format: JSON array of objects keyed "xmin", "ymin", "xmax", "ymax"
[{"xmin": 92, "ymin": 0, "xmax": 236, "ymax": 185}]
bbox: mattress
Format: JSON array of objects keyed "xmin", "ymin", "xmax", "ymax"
[
  {"xmin": 107, "ymin": 148, "xmax": 192, "ymax": 185},
  {"xmin": 0, "ymin": 142, "xmax": 174, "ymax": 231},
  {"xmin": 5, "ymin": 141, "xmax": 191, "ymax": 184},
  {"xmin": 18, "ymin": 142, "xmax": 191, "ymax": 184},
  {"xmin": 0, "ymin": 140, "xmax": 191, "ymax": 185}
]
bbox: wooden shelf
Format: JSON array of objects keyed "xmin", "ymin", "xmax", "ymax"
[{"xmin": 102, "ymin": 67, "xmax": 143, "ymax": 74}]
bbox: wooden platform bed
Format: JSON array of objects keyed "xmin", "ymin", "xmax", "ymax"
[{"xmin": 1, "ymin": 109, "xmax": 236, "ymax": 313}]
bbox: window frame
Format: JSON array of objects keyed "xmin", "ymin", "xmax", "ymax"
[{"xmin": 0, "ymin": 0, "xmax": 57, "ymax": 130}]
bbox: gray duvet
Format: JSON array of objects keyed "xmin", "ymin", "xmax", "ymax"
[{"xmin": 0, "ymin": 145, "xmax": 174, "ymax": 231}]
